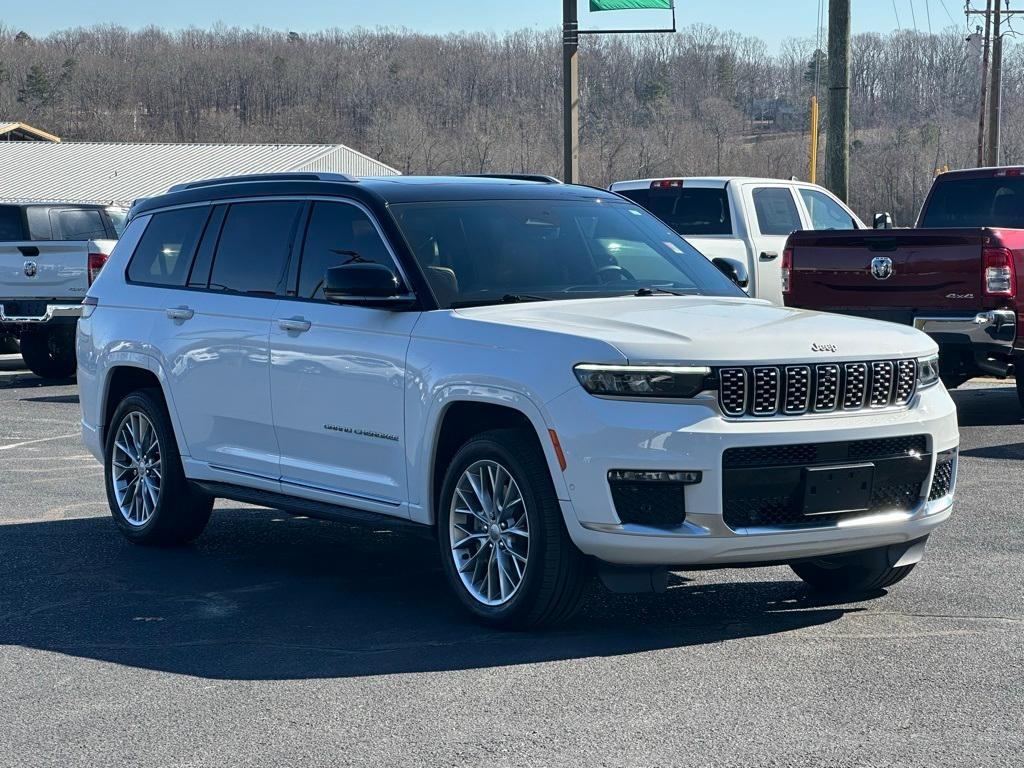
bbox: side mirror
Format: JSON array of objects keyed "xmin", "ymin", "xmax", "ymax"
[
  {"xmin": 873, "ymin": 212, "xmax": 894, "ymax": 230},
  {"xmin": 712, "ymin": 258, "xmax": 749, "ymax": 290},
  {"xmin": 323, "ymin": 263, "xmax": 415, "ymax": 309}
]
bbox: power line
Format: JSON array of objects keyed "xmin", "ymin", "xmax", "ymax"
[
  {"xmin": 925, "ymin": 0, "xmax": 934, "ymax": 33},
  {"xmin": 935, "ymin": 0, "xmax": 957, "ymax": 25},
  {"xmin": 892, "ymin": 0, "xmax": 902, "ymax": 29},
  {"xmin": 909, "ymin": 0, "xmax": 919, "ymax": 30}
]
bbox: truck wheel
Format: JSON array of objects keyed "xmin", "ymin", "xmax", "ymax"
[
  {"xmin": 0, "ymin": 335, "xmax": 18, "ymax": 355},
  {"xmin": 791, "ymin": 548, "xmax": 916, "ymax": 595},
  {"xmin": 1016, "ymin": 374, "xmax": 1024, "ymax": 410},
  {"xmin": 104, "ymin": 389, "xmax": 213, "ymax": 546},
  {"xmin": 19, "ymin": 327, "xmax": 77, "ymax": 379},
  {"xmin": 437, "ymin": 428, "xmax": 588, "ymax": 629}
]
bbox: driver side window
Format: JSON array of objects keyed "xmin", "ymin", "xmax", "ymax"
[
  {"xmin": 799, "ymin": 188, "xmax": 857, "ymax": 230},
  {"xmin": 297, "ymin": 202, "xmax": 399, "ymax": 300}
]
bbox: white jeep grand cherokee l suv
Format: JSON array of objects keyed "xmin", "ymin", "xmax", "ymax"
[{"xmin": 78, "ymin": 174, "xmax": 959, "ymax": 628}]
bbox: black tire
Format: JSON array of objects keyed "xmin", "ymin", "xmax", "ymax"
[
  {"xmin": 437, "ymin": 428, "xmax": 588, "ymax": 629},
  {"xmin": 791, "ymin": 548, "xmax": 916, "ymax": 595},
  {"xmin": 0, "ymin": 335, "xmax": 18, "ymax": 355},
  {"xmin": 104, "ymin": 388, "xmax": 213, "ymax": 546},
  {"xmin": 1016, "ymin": 373, "xmax": 1024, "ymax": 410},
  {"xmin": 19, "ymin": 326, "xmax": 76, "ymax": 379}
]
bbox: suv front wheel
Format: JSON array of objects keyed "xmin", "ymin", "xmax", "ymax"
[
  {"xmin": 104, "ymin": 389, "xmax": 213, "ymax": 545},
  {"xmin": 437, "ymin": 428, "xmax": 588, "ymax": 629}
]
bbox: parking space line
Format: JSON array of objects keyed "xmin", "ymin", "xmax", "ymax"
[{"xmin": 0, "ymin": 433, "xmax": 80, "ymax": 452}]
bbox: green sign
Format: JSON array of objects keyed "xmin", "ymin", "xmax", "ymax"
[{"xmin": 590, "ymin": 0, "xmax": 673, "ymax": 11}]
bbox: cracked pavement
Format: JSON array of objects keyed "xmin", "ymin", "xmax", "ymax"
[{"xmin": 0, "ymin": 354, "xmax": 1022, "ymax": 767}]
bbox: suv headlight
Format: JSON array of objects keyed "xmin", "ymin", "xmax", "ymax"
[
  {"xmin": 574, "ymin": 364, "xmax": 712, "ymax": 399},
  {"xmin": 918, "ymin": 354, "xmax": 940, "ymax": 389}
]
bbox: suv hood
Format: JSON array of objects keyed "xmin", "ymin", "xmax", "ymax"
[{"xmin": 454, "ymin": 296, "xmax": 936, "ymax": 365}]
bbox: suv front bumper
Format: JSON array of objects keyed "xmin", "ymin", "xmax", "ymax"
[{"xmin": 547, "ymin": 383, "xmax": 958, "ymax": 568}]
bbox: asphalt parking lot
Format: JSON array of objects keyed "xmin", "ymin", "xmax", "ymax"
[{"xmin": 1, "ymin": 352, "xmax": 1022, "ymax": 768}]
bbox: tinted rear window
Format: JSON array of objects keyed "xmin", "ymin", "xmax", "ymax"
[
  {"xmin": 57, "ymin": 208, "xmax": 108, "ymax": 240},
  {"xmin": 921, "ymin": 176, "xmax": 1024, "ymax": 228},
  {"xmin": 0, "ymin": 206, "xmax": 25, "ymax": 241},
  {"xmin": 208, "ymin": 201, "xmax": 304, "ymax": 295},
  {"xmin": 618, "ymin": 187, "xmax": 732, "ymax": 236},
  {"xmin": 128, "ymin": 207, "xmax": 211, "ymax": 287}
]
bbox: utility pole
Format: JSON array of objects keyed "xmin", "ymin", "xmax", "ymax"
[
  {"xmin": 562, "ymin": 0, "xmax": 580, "ymax": 185},
  {"xmin": 976, "ymin": 0, "xmax": 992, "ymax": 166},
  {"xmin": 987, "ymin": 1, "xmax": 1003, "ymax": 166},
  {"xmin": 826, "ymin": 0, "xmax": 851, "ymax": 202}
]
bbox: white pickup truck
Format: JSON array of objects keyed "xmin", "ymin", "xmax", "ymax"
[
  {"xmin": 609, "ymin": 177, "xmax": 866, "ymax": 305},
  {"xmin": 1, "ymin": 202, "xmax": 123, "ymax": 378}
]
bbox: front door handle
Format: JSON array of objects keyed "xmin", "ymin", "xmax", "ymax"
[
  {"xmin": 759, "ymin": 251, "xmax": 779, "ymax": 261},
  {"xmin": 166, "ymin": 306, "xmax": 194, "ymax": 321},
  {"xmin": 277, "ymin": 317, "xmax": 312, "ymax": 333}
]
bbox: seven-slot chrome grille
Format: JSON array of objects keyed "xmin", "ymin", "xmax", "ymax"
[{"xmin": 717, "ymin": 359, "xmax": 918, "ymax": 418}]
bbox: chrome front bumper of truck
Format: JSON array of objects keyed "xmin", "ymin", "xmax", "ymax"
[{"xmin": 0, "ymin": 303, "xmax": 84, "ymax": 324}]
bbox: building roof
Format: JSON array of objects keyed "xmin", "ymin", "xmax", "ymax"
[
  {"xmin": 0, "ymin": 141, "xmax": 399, "ymax": 205},
  {"xmin": 0, "ymin": 121, "xmax": 61, "ymax": 142}
]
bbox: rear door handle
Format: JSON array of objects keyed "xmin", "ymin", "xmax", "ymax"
[
  {"xmin": 18, "ymin": 246, "xmax": 40, "ymax": 257},
  {"xmin": 277, "ymin": 317, "xmax": 312, "ymax": 333},
  {"xmin": 166, "ymin": 306, "xmax": 194, "ymax": 321},
  {"xmin": 759, "ymin": 251, "xmax": 779, "ymax": 261}
]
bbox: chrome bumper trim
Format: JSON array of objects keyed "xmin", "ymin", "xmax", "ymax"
[
  {"xmin": 0, "ymin": 303, "xmax": 84, "ymax": 323},
  {"xmin": 913, "ymin": 310, "xmax": 1017, "ymax": 350}
]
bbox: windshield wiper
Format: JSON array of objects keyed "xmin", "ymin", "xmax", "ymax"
[
  {"xmin": 634, "ymin": 286, "xmax": 688, "ymax": 297},
  {"xmin": 450, "ymin": 294, "xmax": 554, "ymax": 309},
  {"xmin": 500, "ymin": 294, "xmax": 552, "ymax": 304}
]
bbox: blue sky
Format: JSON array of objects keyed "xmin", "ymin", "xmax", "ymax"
[{"xmin": 0, "ymin": 1, "xmax": 970, "ymax": 51}]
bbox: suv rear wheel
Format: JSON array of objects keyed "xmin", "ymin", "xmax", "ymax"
[
  {"xmin": 104, "ymin": 389, "xmax": 213, "ymax": 545},
  {"xmin": 437, "ymin": 428, "xmax": 588, "ymax": 629},
  {"xmin": 20, "ymin": 326, "xmax": 76, "ymax": 379}
]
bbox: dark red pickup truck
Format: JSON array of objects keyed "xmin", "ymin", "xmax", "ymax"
[{"xmin": 784, "ymin": 167, "xmax": 1023, "ymax": 406}]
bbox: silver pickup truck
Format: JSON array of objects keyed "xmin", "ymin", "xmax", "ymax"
[{"xmin": 1, "ymin": 202, "xmax": 123, "ymax": 378}]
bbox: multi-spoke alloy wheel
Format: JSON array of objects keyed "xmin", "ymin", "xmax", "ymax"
[
  {"xmin": 111, "ymin": 411, "xmax": 162, "ymax": 527},
  {"xmin": 449, "ymin": 459, "xmax": 530, "ymax": 606}
]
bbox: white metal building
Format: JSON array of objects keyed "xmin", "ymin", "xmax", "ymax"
[{"xmin": 0, "ymin": 142, "xmax": 400, "ymax": 205}]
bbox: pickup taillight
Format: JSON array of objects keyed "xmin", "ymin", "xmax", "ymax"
[
  {"xmin": 781, "ymin": 247, "xmax": 793, "ymax": 295},
  {"xmin": 88, "ymin": 252, "xmax": 109, "ymax": 286},
  {"xmin": 983, "ymin": 246, "xmax": 1017, "ymax": 297}
]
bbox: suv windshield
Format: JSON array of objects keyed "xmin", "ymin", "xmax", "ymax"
[
  {"xmin": 921, "ymin": 176, "xmax": 1024, "ymax": 228},
  {"xmin": 390, "ymin": 199, "xmax": 744, "ymax": 308}
]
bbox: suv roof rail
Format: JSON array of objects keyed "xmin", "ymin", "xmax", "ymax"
[
  {"xmin": 460, "ymin": 173, "xmax": 563, "ymax": 184},
  {"xmin": 167, "ymin": 172, "xmax": 358, "ymax": 194}
]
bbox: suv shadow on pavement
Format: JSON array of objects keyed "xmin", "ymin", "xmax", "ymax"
[{"xmin": 0, "ymin": 509, "xmax": 866, "ymax": 681}]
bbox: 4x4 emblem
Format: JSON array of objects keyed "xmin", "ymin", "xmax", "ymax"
[
  {"xmin": 871, "ymin": 256, "xmax": 893, "ymax": 280},
  {"xmin": 23, "ymin": 261, "xmax": 37, "ymax": 278}
]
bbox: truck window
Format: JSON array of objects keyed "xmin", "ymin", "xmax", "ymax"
[
  {"xmin": 799, "ymin": 189, "xmax": 856, "ymax": 230},
  {"xmin": 752, "ymin": 188, "xmax": 802, "ymax": 236},
  {"xmin": 921, "ymin": 176, "xmax": 1024, "ymax": 228},
  {"xmin": 0, "ymin": 205, "xmax": 25, "ymax": 241},
  {"xmin": 25, "ymin": 207, "xmax": 54, "ymax": 240},
  {"xmin": 56, "ymin": 209, "xmax": 108, "ymax": 241},
  {"xmin": 617, "ymin": 187, "xmax": 732, "ymax": 236}
]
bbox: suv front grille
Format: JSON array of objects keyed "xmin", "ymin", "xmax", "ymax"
[{"xmin": 717, "ymin": 358, "xmax": 918, "ymax": 418}]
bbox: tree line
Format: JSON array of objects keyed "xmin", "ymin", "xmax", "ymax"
[{"xmin": 0, "ymin": 22, "xmax": 1019, "ymax": 224}]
